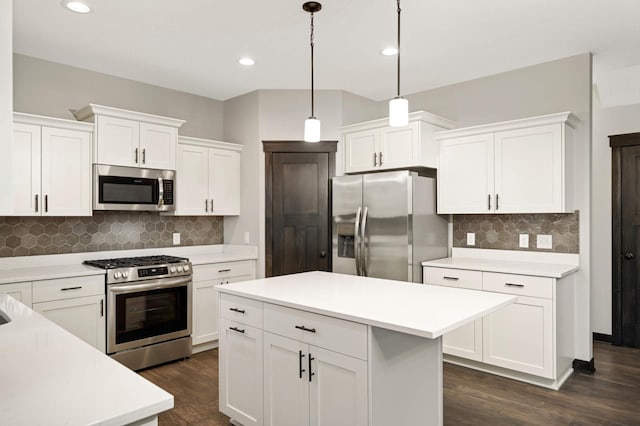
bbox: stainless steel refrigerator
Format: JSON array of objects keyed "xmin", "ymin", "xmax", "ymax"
[{"xmin": 332, "ymin": 170, "xmax": 448, "ymax": 283}]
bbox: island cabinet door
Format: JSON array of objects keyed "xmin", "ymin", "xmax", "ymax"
[
  {"xmin": 264, "ymin": 332, "xmax": 310, "ymax": 426},
  {"xmin": 219, "ymin": 319, "xmax": 263, "ymax": 426},
  {"xmin": 309, "ymin": 345, "xmax": 368, "ymax": 426}
]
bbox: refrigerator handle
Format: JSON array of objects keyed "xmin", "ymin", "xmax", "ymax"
[
  {"xmin": 354, "ymin": 206, "xmax": 363, "ymax": 276},
  {"xmin": 361, "ymin": 206, "xmax": 369, "ymax": 277}
]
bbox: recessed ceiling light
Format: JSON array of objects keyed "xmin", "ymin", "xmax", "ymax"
[
  {"xmin": 381, "ymin": 47, "xmax": 398, "ymax": 56},
  {"xmin": 62, "ymin": 0, "xmax": 92, "ymax": 14},
  {"xmin": 239, "ymin": 57, "xmax": 255, "ymax": 66}
]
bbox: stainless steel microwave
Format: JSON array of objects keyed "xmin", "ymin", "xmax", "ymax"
[{"xmin": 94, "ymin": 165, "xmax": 175, "ymax": 211}]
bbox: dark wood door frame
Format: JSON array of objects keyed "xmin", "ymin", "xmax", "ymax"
[
  {"xmin": 264, "ymin": 140, "xmax": 337, "ymax": 277},
  {"xmin": 610, "ymin": 132, "xmax": 640, "ymax": 346}
]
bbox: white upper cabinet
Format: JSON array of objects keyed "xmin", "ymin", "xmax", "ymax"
[
  {"xmin": 74, "ymin": 104, "xmax": 184, "ymax": 170},
  {"xmin": 12, "ymin": 113, "xmax": 93, "ymax": 216},
  {"xmin": 171, "ymin": 137, "xmax": 241, "ymax": 216},
  {"xmin": 341, "ymin": 111, "xmax": 456, "ymax": 174},
  {"xmin": 437, "ymin": 112, "xmax": 579, "ymax": 214}
]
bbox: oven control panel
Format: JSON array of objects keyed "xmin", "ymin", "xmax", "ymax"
[
  {"xmin": 138, "ymin": 266, "xmax": 169, "ymax": 278},
  {"xmin": 106, "ymin": 262, "xmax": 192, "ymax": 284}
]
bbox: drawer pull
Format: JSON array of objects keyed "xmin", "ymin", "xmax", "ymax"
[
  {"xmin": 229, "ymin": 307, "xmax": 246, "ymax": 314},
  {"xmin": 443, "ymin": 276, "xmax": 459, "ymax": 281},
  {"xmin": 505, "ymin": 283, "xmax": 525, "ymax": 288},
  {"xmin": 299, "ymin": 350, "xmax": 306, "ymax": 379},
  {"xmin": 309, "ymin": 353, "xmax": 315, "ymax": 382},
  {"xmin": 295, "ymin": 325, "xmax": 317, "ymax": 334},
  {"xmin": 61, "ymin": 286, "xmax": 82, "ymax": 291},
  {"xmin": 218, "ymin": 269, "xmax": 232, "ymax": 273},
  {"xmin": 229, "ymin": 326, "xmax": 245, "ymax": 334}
]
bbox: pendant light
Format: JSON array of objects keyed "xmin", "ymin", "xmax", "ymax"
[
  {"xmin": 303, "ymin": 2, "xmax": 322, "ymax": 142},
  {"xmin": 389, "ymin": 0, "xmax": 409, "ymax": 127}
]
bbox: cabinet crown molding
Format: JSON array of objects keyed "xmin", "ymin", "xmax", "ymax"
[
  {"xmin": 72, "ymin": 104, "xmax": 186, "ymax": 128},
  {"xmin": 436, "ymin": 111, "xmax": 579, "ymax": 140},
  {"xmin": 178, "ymin": 136, "xmax": 243, "ymax": 152},
  {"xmin": 13, "ymin": 112, "xmax": 94, "ymax": 132},
  {"xmin": 340, "ymin": 110, "xmax": 456, "ymax": 134}
]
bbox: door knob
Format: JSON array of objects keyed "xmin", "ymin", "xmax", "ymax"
[
  {"xmin": 320, "ymin": 251, "xmax": 327, "ymax": 258},
  {"xmin": 624, "ymin": 252, "xmax": 635, "ymax": 260}
]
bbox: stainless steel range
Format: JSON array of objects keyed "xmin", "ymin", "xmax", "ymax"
[{"xmin": 84, "ymin": 255, "xmax": 192, "ymax": 370}]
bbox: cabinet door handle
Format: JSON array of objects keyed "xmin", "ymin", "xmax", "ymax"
[
  {"xmin": 505, "ymin": 282, "xmax": 524, "ymax": 288},
  {"xmin": 496, "ymin": 194, "xmax": 499, "ymax": 210},
  {"xmin": 443, "ymin": 276, "xmax": 459, "ymax": 281},
  {"xmin": 34, "ymin": 194, "xmax": 38, "ymax": 213},
  {"xmin": 61, "ymin": 286, "xmax": 82, "ymax": 291},
  {"xmin": 229, "ymin": 326, "xmax": 245, "ymax": 334},
  {"xmin": 142, "ymin": 148, "xmax": 146, "ymax": 164},
  {"xmin": 379, "ymin": 151, "xmax": 383, "ymax": 166},
  {"xmin": 229, "ymin": 307, "xmax": 245, "ymax": 314},
  {"xmin": 309, "ymin": 353, "xmax": 315, "ymax": 382},
  {"xmin": 205, "ymin": 199, "xmax": 208, "ymax": 212},
  {"xmin": 299, "ymin": 350, "xmax": 306, "ymax": 379},
  {"xmin": 218, "ymin": 269, "xmax": 231, "ymax": 273},
  {"xmin": 210, "ymin": 199, "xmax": 214, "ymax": 212},
  {"xmin": 373, "ymin": 152, "xmax": 378, "ymax": 167},
  {"xmin": 488, "ymin": 194, "xmax": 491, "ymax": 210},
  {"xmin": 295, "ymin": 325, "xmax": 316, "ymax": 333},
  {"xmin": 100, "ymin": 299, "xmax": 104, "ymax": 317},
  {"xmin": 135, "ymin": 148, "xmax": 139, "ymax": 164},
  {"xmin": 45, "ymin": 195, "xmax": 48, "ymax": 213}
]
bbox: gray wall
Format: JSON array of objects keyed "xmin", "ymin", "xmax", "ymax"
[
  {"xmin": 13, "ymin": 54, "xmax": 224, "ymax": 140},
  {"xmin": 0, "ymin": 1, "xmax": 12, "ymax": 215},
  {"xmin": 403, "ymin": 54, "xmax": 593, "ymax": 361}
]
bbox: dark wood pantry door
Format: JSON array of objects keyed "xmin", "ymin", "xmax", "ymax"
[
  {"xmin": 264, "ymin": 141, "xmax": 336, "ymax": 277},
  {"xmin": 611, "ymin": 133, "xmax": 640, "ymax": 347}
]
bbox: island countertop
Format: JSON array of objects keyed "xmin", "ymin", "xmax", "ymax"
[
  {"xmin": 0, "ymin": 293, "xmax": 173, "ymax": 425},
  {"xmin": 216, "ymin": 271, "xmax": 516, "ymax": 339}
]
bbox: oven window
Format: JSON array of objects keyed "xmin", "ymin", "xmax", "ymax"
[
  {"xmin": 99, "ymin": 176, "xmax": 157, "ymax": 204},
  {"xmin": 114, "ymin": 286, "xmax": 188, "ymax": 345}
]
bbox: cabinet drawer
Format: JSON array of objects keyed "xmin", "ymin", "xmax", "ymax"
[
  {"xmin": 263, "ymin": 303, "xmax": 367, "ymax": 360},
  {"xmin": 194, "ymin": 261, "xmax": 254, "ymax": 281},
  {"xmin": 33, "ymin": 275, "xmax": 104, "ymax": 303},
  {"xmin": 482, "ymin": 272, "xmax": 553, "ymax": 299},
  {"xmin": 423, "ymin": 267, "xmax": 482, "ymax": 290},
  {"xmin": 220, "ymin": 293, "xmax": 263, "ymax": 329}
]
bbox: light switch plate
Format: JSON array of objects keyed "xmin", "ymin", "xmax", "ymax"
[
  {"xmin": 537, "ymin": 234, "xmax": 552, "ymax": 249},
  {"xmin": 466, "ymin": 232, "xmax": 475, "ymax": 246},
  {"xmin": 519, "ymin": 234, "xmax": 529, "ymax": 248},
  {"xmin": 172, "ymin": 233, "xmax": 180, "ymax": 245},
  {"xmin": 243, "ymin": 231, "xmax": 250, "ymax": 245}
]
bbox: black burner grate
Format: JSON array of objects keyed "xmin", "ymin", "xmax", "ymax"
[{"xmin": 83, "ymin": 255, "xmax": 188, "ymax": 269}]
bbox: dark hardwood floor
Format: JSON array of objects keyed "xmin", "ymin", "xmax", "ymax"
[{"xmin": 140, "ymin": 341, "xmax": 640, "ymax": 425}]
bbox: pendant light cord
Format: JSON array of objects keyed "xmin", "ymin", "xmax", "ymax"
[
  {"xmin": 396, "ymin": 0, "xmax": 401, "ymax": 98},
  {"xmin": 310, "ymin": 11, "xmax": 315, "ymax": 117}
]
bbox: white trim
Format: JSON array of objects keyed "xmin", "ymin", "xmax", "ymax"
[
  {"xmin": 192, "ymin": 340, "xmax": 218, "ymax": 354},
  {"xmin": 451, "ymin": 247, "xmax": 579, "ymax": 265},
  {"xmin": 13, "ymin": 112, "xmax": 94, "ymax": 132},
  {"xmin": 340, "ymin": 110, "xmax": 456, "ymax": 134},
  {"xmin": 436, "ymin": 111, "xmax": 580, "ymax": 140},
  {"xmin": 73, "ymin": 104, "xmax": 185, "ymax": 128},
  {"xmin": 178, "ymin": 136, "xmax": 243, "ymax": 152}
]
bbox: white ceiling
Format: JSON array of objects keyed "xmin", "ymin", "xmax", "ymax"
[{"xmin": 12, "ymin": 0, "xmax": 640, "ymax": 101}]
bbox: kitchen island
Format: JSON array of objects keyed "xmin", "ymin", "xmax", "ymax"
[
  {"xmin": 0, "ymin": 293, "xmax": 173, "ymax": 426},
  {"xmin": 217, "ymin": 271, "xmax": 516, "ymax": 426}
]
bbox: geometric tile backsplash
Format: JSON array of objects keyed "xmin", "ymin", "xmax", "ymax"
[
  {"xmin": 0, "ymin": 212, "xmax": 224, "ymax": 257},
  {"xmin": 452, "ymin": 212, "xmax": 579, "ymax": 253}
]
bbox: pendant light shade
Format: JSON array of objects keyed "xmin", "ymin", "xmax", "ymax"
[
  {"xmin": 303, "ymin": 2, "xmax": 322, "ymax": 142},
  {"xmin": 389, "ymin": 0, "xmax": 409, "ymax": 127}
]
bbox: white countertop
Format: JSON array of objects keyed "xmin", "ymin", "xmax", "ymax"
[
  {"xmin": 0, "ymin": 264, "xmax": 105, "ymax": 285},
  {"xmin": 0, "ymin": 293, "xmax": 173, "ymax": 425},
  {"xmin": 421, "ymin": 257, "xmax": 578, "ymax": 278},
  {"xmin": 216, "ymin": 271, "xmax": 516, "ymax": 339}
]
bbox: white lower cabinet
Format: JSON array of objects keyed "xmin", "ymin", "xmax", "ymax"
[
  {"xmin": 31, "ymin": 275, "xmax": 106, "ymax": 352},
  {"xmin": 0, "ymin": 282, "xmax": 33, "ymax": 307},
  {"xmin": 263, "ymin": 332, "xmax": 368, "ymax": 426},
  {"xmin": 192, "ymin": 260, "xmax": 256, "ymax": 352}
]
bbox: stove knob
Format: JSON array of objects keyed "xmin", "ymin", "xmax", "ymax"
[
  {"xmin": 170, "ymin": 266, "xmax": 177, "ymax": 273},
  {"xmin": 183, "ymin": 264, "xmax": 190, "ymax": 272},
  {"xmin": 114, "ymin": 272, "xmax": 122, "ymax": 279},
  {"xmin": 177, "ymin": 266, "xmax": 184, "ymax": 272},
  {"xmin": 122, "ymin": 271, "xmax": 129, "ymax": 278}
]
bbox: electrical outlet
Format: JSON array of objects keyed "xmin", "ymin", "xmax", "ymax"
[
  {"xmin": 466, "ymin": 232, "xmax": 475, "ymax": 246},
  {"xmin": 172, "ymin": 233, "xmax": 180, "ymax": 245},
  {"xmin": 536, "ymin": 234, "xmax": 552, "ymax": 249},
  {"xmin": 243, "ymin": 231, "xmax": 250, "ymax": 245},
  {"xmin": 519, "ymin": 234, "xmax": 529, "ymax": 248}
]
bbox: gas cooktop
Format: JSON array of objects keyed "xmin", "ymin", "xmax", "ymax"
[{"xmin": 83, "ymin": 255, "xmax": 188, "ymax": 270}]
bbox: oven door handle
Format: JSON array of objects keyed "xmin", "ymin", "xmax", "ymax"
[{"xmin": 109, "ymin": 277, "xmax": 191, "ymax": 293}]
